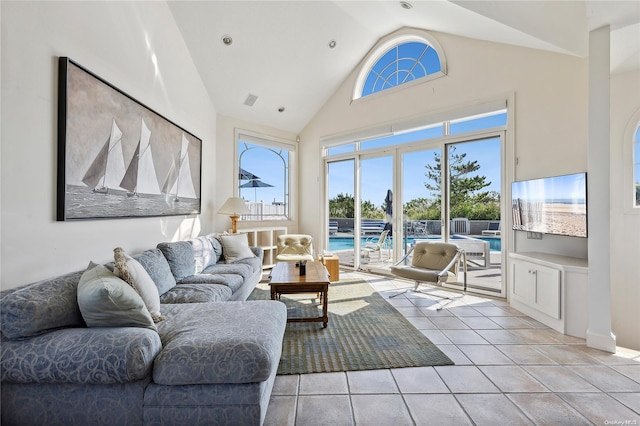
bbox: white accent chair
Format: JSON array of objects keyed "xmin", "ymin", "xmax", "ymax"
[{"xmin": 275, "ymin": 234, "xmax": 315, "ymax": 263}]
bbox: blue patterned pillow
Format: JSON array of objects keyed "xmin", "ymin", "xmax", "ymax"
[
  {"xmin": 133, "ymin": 249, "xmax": 176, "ymax": 296},
  {"xmin": 157, "ymin": 241, "xmax": 196, "ymax": 281},
  {"xmin": 206, "ymin": 234, "xmax": 224, "ymax": 263},
  {"xmin": 0, "ymin": 271, "xmax": 85, "ymax": 339}
]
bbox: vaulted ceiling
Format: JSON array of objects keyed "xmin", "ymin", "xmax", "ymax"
[{"xmin": 168, "ymin": 1, "xmax": 640, "ymax": 134}]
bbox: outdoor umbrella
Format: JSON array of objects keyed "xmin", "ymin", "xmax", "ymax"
[
  {"xmin": 239, "ymin": 179, "xmax": 274, "ymax": 202},
  {"xmin": 384, "ymin": 189, "xmax": 393, "ymax": 236},
  {"xmin": 239, "ymin": 168, "xmax": 260, "ymax": 181}
]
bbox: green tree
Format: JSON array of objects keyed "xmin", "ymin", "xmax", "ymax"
[
  {"xmin": 328, "ymin": 193, "xmax": 383, "ymax": 219},
  {"xmin": 423, "ymin": 146, "xmax": 500, "ymax": 220}
]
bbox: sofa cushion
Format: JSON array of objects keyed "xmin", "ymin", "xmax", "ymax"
[
  {"xmin": 190, "ymin": 236, "xmax": 217, "ymax": 274},
  {"xmin": 153, "ymin": 301, "xmax": 286, "ymax": 385},
  {"xmin": 0, "ymin": 271, "xmax": 85, "ymax": 340},
  {"xmin": 159, "ymin": 284, "xmax": 233, "ymax": 303},
  {"xmin": 157, "ymin": 241, "xmax": 196, "ymax": 281},
  {"xmin": 133, "ymin": 249, "xmax": 176, "ymax": 295},
  {"xmin": 1, "ymin": 327, "xmax": 161, "ymax": 384},
  {"xmin": 219, "ymin": 234, "xmax": 256, "ymax": 263},
  {"xmin": 77, "ymin": 263, "xmax": 157, "ymax": 332},
  {"xmin": 179, "ymin": 273, "xmax": 245, "ymax": 293},
  {"xmin": 201, "ymin": 263, "xmax": 254, "ymax": 283},
  {"xmin": 114, "ymin": 248, "xmax": 164, "ymax": 322}
]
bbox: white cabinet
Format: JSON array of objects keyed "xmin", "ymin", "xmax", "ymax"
[
  {"xmin": 237, "ymin": 226, "xmax": 287, "ymax": 269},
  {"xmin": 512, "ymin": 260, "xmax": 561, "ymax": 319},
  {"xmin": 509, "ymin": 252, "xmax": 588, "ymax": 338}
]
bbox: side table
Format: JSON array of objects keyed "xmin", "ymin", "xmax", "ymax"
[{"xmin": 320, "ymin": 255, "xmax": 340, "ymax": 282}]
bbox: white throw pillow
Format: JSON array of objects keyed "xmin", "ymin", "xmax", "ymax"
[
  {"xmin": 77, "ymin": 262, "xmax": 157, "ymax": 331},
  {"xmin": 113, "ymin": 248, "xmax": 164, "ymax": 322},
  {"xmin": 220, "ymin": 233, "xmax": 256, "ymax": 263}
]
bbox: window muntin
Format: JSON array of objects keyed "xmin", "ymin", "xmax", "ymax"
[
  {"xmin": 450, "ymin": 110, "xmax": 508, "ymax": 135},
  {"xmin": 237, "ymin": 134, "xmax": 293, "ymax": 220},
  {"xmin": 360, "ymin": 124, "xmax": 443, "ymax": 151},
  {"xmin": 353, "ymin": 29, "xmax": 446, "ymax": 101},
  {"xmin": 323, "ymin": 108, "xmax": 506, "ymax": 156},
  {"xmin": 361, "ymin": 41, "xmax": 441, "ymax": 97}
]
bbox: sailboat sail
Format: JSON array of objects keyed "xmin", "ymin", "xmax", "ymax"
[
  {"xmin": 120, "ymin": 119, "xmax": 160, "ymax": 197},
  {"xmin": 81, "ymin": 119, "xmax": 126, "ymax": 193},
  {"xmin": 162, "ymin": 134, "xmax": 197, "ymax": 201}
]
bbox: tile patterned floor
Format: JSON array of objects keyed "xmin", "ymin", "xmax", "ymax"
[{"xmin": 264, "ymin": 271, "xmax": 640, "ymax": 425}]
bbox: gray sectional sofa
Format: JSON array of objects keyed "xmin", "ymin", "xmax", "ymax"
[{"xmin": 0, "ymin": 233, "xmax": 287, "ymax": 426}]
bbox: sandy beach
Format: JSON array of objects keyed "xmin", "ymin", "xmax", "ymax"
[{"xmin": 514, "ymin": 201, "xmax": 587, "ymax": 237}]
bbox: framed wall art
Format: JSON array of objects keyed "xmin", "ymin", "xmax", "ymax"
[{"xmin": 57, "ymin": 57, "xmax": 202, "ymax": 220}]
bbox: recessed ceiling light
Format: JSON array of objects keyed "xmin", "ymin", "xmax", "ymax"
[
  {"xmin": 278, "ymin": 107, "xmax": 285, "ymax": 113},
  {"xmin": 400, "ymin": 1, "xmax": 413, "ymax": 10},
  {"xmin": 328, "ymin": 40, "xmax": 337, "ymax": 49},
  {"xmin": 221, "ymin": 35, "xmax": 233, "ymax": 46}
]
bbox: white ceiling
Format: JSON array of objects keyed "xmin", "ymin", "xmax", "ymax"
[{"xmin": 168, "ymin": 0, "xmax": 640, "ymax": 134}]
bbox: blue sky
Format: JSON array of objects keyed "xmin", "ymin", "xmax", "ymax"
[{"xmin": 512, "ymin": 173, "xmax": 587, "ymax": 203}]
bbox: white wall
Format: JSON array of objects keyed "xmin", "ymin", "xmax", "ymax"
[
  {"xmin": 610, "ymin": 70, "xmax": 640, "ymax": 350},
  {"xmin": 1, "ymin": 1, "xmax": 217, "ymax": 290}
]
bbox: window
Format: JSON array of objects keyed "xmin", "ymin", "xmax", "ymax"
[
  {"xmin": 236, "ymin": 130, "xmax": 295, "ymax": 220},
  {"xmin": 354, "ymin": 29, "xmax": 446, "ymax": 100}
]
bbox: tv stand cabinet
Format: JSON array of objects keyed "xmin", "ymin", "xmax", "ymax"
[{"xmin": 509, "ymin": 252, "xmax": 588, "ymax": 338}]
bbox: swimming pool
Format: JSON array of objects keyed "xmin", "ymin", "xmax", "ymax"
[{"xmin": 328, "ymin": 235, "xmax": 502, "ymax": 252}]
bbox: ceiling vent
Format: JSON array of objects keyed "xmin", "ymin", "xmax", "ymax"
[{"xmin": 244, "ymin": 94, "xmax": 258, "ymax": 107}]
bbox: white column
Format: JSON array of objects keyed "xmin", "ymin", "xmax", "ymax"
[{"xmin": 586, "ymin": 26, "xmax": 617, "ymax": 353}]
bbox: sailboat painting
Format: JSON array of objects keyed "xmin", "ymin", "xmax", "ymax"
[
  {"xmin": 57, "ymin": 57, "xmax": 201, "ymax": 220},
  {"xmin": 81, "ymin": 119, "xmax": 126, "ymax": 194},
  {"xmin": 120, "ymin": 119, "xmax": 161, "ymax": 198}
]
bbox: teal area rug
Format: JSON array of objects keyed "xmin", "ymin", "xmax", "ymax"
[{"xmin": 248, "ymin": 279, "xmax": 453, "ymax": 375}]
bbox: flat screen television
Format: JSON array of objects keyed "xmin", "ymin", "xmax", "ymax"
[{"xmin": 512, "ymin": 172, "xmax": 587, "ymax": 238}]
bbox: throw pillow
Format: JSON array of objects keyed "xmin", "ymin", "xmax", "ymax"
[
  {"xmin": 113, "ymin": 247, "xmax": 165, "ymax": 323},
  {"xmin": 220, "ymin": 233, "xmax": 256, "ymax": 263},
  {"xmin": 77, "ymin": 262, "xmax": 157, "ymax": 331},
  {"xmin": 133, "ymin": 249, "xmax": 177, "ymax": 295},
  {"xmin": 157, "ymin": 241, "xmax": 196, "ymax": 281}
]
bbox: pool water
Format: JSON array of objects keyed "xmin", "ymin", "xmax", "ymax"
[{"xmin": 328, "ymin": 235, "xmax": 501, "ymax": 252}]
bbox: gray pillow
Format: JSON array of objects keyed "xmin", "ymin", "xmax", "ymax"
[
  {"xmin": 133, "ymin": 249, "xmax": 176, "ymax": 296},
  {"xmin": 77, "ymin": 262, "xmax": 157, "ymax": 331},
  {"xmin": 157, "ymin": 241, "xmax": 195, "ymax": 281},
  {"xmin": 220, "ymin": 233, "xmax": 256, "ymax": 263}
]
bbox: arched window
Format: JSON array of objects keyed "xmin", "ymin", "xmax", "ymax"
[{"xmin": 354, "ymin": 28, "xmax": 446, "ymax": 100}]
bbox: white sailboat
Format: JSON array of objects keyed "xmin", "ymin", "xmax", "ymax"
[
  {"xmin": 120, "ymin": 119, "xmax": 161, "ymax": 198},
  {"xmin": 162, "ymin": 133, "xmax": 197, "ymax": 202},
  {"xmin": 82, "ymin": 119, "xmax": 126, "ymax": 194}
]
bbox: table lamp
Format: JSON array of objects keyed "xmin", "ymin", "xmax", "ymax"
[{"xmin": 217, "ymin": 197, "xmax": 249, "ymax": 233}]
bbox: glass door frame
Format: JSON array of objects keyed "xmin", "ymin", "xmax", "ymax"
[{"xmin": 324, "ymin": 129, "xmax": 508, "ymax": 298}]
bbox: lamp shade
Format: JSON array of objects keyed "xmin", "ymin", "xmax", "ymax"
[{"xmin": 217, "ymin": 197, "xmax": 250, "ymax": 215}]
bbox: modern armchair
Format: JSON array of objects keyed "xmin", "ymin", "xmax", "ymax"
[
  {"xmin": 275, "ymin": 234, "xmax": 315, "ymax": 263},
  {"xmin": 389, "ymin": 241, "xmax": 467, "ymax": 308}
]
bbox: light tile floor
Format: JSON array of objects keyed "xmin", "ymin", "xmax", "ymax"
[{"xmin": 265, "ymin": 271, "xmax": 640, "ymax": 425}]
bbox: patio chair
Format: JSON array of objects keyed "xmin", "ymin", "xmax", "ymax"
[
  {"xmin": 389, "ymin": 241, "xmax": 467, "ymax": 309},
  {"xmin": 361, "ymin": 229, "xmax": 390, "ymax": 262},
  {"xmin": 482, "ymin": 221, "xmax": 501, "ymax": 236},
  {"xmin": 276, "ymin": 234, "xmax": 315, "ymax": 263}
]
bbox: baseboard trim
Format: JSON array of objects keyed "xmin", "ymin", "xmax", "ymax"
[{"xmin": 586, "ymin": 329, "xmax": 617, "ymax": 353}]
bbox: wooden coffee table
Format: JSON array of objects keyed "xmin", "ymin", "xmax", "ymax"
[{"xmin": 269, "ymin": 261, "xmax": 330, "ymax": 328}]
